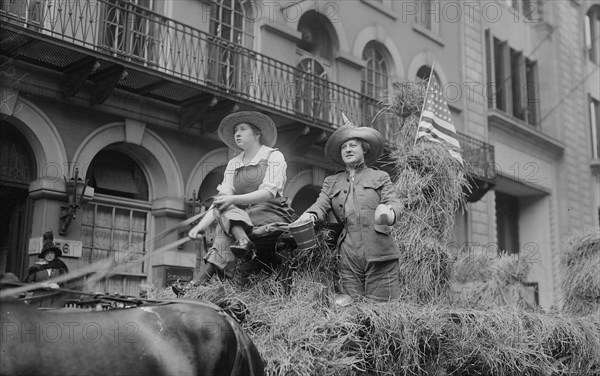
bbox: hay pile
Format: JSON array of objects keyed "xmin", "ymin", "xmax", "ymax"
[
  {"xmin": 381, "ymin": 81, "xmax": 469, "ymax": 303},
  {"xmin": 562, "ymin": 230, "xmax": 600, "ymax": 316},
  {"xmin": 448, "ymin": 252, "xmax": 535, "ymax": 310},
  {"xmin": 141, "ymin": 81, "xmax": 600, "ymax": 375},
  {"xmin": 147, "ymin": 276, "xmax": 600, "ymax": 376}
]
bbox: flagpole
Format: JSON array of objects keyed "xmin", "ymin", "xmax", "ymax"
[{"xmin": 414, "ymin": 61, "xmax": 437, "ymax": 146}]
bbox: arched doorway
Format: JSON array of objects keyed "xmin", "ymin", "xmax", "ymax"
[
  {"xmin": 0, "ymin": 121, "xmax": 36, "ymax": 279},
  {"xmin": 197, "ymin": 165, "xmax": 226, "ymax": 209},
  {"xmin": 194, "ymin": 165, "xmax": 226, "ymax": 255},
  {"xmin": 291, "ymin": 185, "xmax": 320, "ymax": 215},
  {"xmin": 82, "ymin": 148, "xmax": 150, "ymax": 295}
]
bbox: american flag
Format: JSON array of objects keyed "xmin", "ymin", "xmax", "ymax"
[{"xmin": 416, "ymin": 73, "xmax": 464, "ymax": 164}]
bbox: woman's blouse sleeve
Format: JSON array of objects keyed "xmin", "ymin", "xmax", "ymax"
[
  {"xmin": 258, "ymin": 150, "xmax": 287, "ymax": 198},
  {"xmin": 216, "ymin": 159, "xmax": 237, "ymax": 195}
]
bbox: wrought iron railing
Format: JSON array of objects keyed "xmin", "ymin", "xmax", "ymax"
[
  {"xmin": 0, "ymin": 0, "xmax": 391, "ymax": 135},
  {"xmin": 457, "ymin": 132, "xmax": 496, "ymax": 181}
]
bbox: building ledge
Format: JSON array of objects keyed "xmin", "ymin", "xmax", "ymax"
[
  {"xmin": 360, "ymin": 0, "xmax": 397, "ymax": 20},
  {"xmin": 261, "ymin": 22, "xmax": 302, "ymax": 43},
  {"xmin": 335, "ymin": 51, "xmax": 365, "ymax": 70},
  {"xmin": 412, "ymin": 23, "xmax": 445, "ymax": 47},
  {"xmin": 488, "ymin": 109, "xmax": 565, "ymax": 157}
]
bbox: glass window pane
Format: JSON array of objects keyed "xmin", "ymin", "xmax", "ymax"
[
  {"xmin": 234, "ymin": 11, "xmax": 243, "ymax": 29},
  {"xmin": 94, "ymin": 227, "xmax": 112, "ymax": 251},
  {"xmin": 131, "ymin": 211, "xmax": 146, "ymax": 231},
  {"xmin": 221, "ymin": 25, "xmax": 231, "ymax": 41},
  {"xmin": 114, "ymin": 208, "xmax": 130, "ymax": 229},
  {"xmin": 81, "ymin": 225, "xmax": 94, "ymax": 250},
  {"xmin": 113, "ymin": 229, "xmax": 129, "ymax": 248},
  {"xmin": 222, "ymin": 9, "xmax": 231, "ymax": 26},
  {"xmin": 82, "ymin": 206, "xmax": 94, "ymax": 226},
  {"xmin": 96, "ymin": 205, "xmax": 113, "ymax": 227}
]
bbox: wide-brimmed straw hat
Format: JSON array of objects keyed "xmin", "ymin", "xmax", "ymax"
[
  {"xmin": 324, "ymin": 113, "xmax": 384, "ymax": 166},
  {"xmin": 218, "ymin": 111, "xmax": 277, "ymax": 151},
  {"xmin": 39, "ymin": 231, "xmax": 62, "ymax": 258}
]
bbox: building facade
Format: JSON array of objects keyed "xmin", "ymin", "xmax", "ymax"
[
  {"xmin": 462, "ymin": 0, "xmax": 599, "ymax": 308},
  {"xmin": 1, "ymin": 0, "xmax": 597, "ymax": 306}
]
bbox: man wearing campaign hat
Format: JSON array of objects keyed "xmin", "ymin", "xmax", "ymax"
[{"xmin": 295, "ymin": 114, "xmax": 403, "ymax": 302}]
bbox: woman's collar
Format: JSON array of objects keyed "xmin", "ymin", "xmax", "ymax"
[
  {"xmin": 345, "ymin": 162, "xmax": 366, "ymax": 174},
  {"xmin": 237, "ymin": 145, "xmax": 275, "ymax": 165}
]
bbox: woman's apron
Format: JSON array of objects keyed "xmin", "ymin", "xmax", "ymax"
[
  {"xmin": 217, "ymin": 150, "xmax": 295, "ymax": 235},
  {"xmin": 205, "ymin": 151, "xmax": 295, "ymax": 277}
]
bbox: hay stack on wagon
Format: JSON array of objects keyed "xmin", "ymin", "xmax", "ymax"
[
  {"xmin": 448, "ymin": 252, "xmax": 535, "ymax": 310},
  {"xmin": 144, "ymin": 81, "xmax": 600, "ymax": 375},
  {"xmin": 562, "ymin": 230, "xmax": 600, "ymax": 316},
  {"xmin": 382, "ymin": 81, "xmax": 469, "ymax": 303},
  {"xmin": 147, "ymin": 274, "xmax": 600, "ymax": 376}
]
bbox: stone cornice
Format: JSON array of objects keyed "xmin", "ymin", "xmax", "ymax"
[
  {"xmin": 488, "ymin": 109, "xmax": 565, "ymax": 158},
  {"xmin": 261, "ymin": 22, "xmax": 302, "ymax": 43}
]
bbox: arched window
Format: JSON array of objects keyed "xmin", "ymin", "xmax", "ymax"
[
  {"xmin": 209, "ymin": 0, "xmax": 254, "ymax": 47},
  {"xmin": 297, "ymin": 10, "xmax": 336, "ymax": 62},
  {"xmin": 361, "ymin": 42, "xmax": 390, "ymax": 136},
  {"xmin": 295, "ymin": 57, "xmax": 330, "ymax": 121},
  {"xmin": 102, "ymin": 0, "xmax": 158, "ymax": 62},
  {"xmin": 361, "ymin": 41, "xmax": 389, "ymax": 100},
  {"xmin": 82, "ymin": 149, "xmax": 150, "ymax": 294},
  {"xmin": 207, "ymin": 0, "xmax": 254, "ymax": 88},
  {"xmin": 416, "ymin": 65, "xmax": 440, "ymax": 83},
  {"xmin": 0, "ymin": 122, "xmax": 36, "ymax": 185},
  {"xmin": 293, "ymin": 10, "xmax": 337, "ymax": 123},
  {"xmin": 585, "ymin": 5, "xmax": 600, "ymax": 64}
]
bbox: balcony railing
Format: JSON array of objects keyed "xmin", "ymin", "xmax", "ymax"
[
  {"xmin": 457, "ymin": 132, "xmax": 496, "ymax": 181},
  {"xmin": 0, "ymin": 0, "xmax": 392, "ymax": 136}
]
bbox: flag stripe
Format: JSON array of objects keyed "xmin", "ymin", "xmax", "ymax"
[
  {"xmin": 421, "ymin": 110, "xmax": 457, "ymax": 135},
  {"xmin": 415, "ymin": 71, "xmax": 463, "ymax": 164},
  {"xmin": 417, "ymin": 119, "xmax": 461, "ymax": 148},
  {"xmin": 449, "ymin": 150, "xmax": 464, "ymax": 164}
]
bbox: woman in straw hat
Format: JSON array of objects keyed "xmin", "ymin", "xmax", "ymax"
[
  {"xmin": 295, "ymin": 116, "xmax": 403, "ymax": 302},
  {"xmin": 173, "ymin": 111, "xmax": 295, "ymax": 295},
  {"xmin": 25, "ymin": 231, "xmax": 69, "ymax": 307}
]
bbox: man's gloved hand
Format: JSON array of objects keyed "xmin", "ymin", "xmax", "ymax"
[{"xmin": 374, "ymin": 204, "xmax": 395, "ymax": 225}]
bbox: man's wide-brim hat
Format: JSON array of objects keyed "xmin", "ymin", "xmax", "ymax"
[
  {"xmin": 324, "ymin": 113, "xmax": 384, "ymax": 166},
  {"xmin": 39, "ymin": 231, "xmax": 62, "ymax": 258},
  {"xmin": 218, "ymin": 111, "xmax": 277, "ymax": 151}
]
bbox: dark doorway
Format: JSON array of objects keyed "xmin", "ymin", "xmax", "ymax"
[
  {"xmin": 291, "ymin": 185, "xmax": 321, "ymax": 215},
  {"xmin": 0, "ymin": 122, "xmax": 36, "ymax": 279}
]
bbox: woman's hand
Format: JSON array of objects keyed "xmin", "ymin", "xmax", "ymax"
[
  {"xmin": 213, "ymin": 195, "xmax": 237, "ymax": 211},
  {"xmin": 188, "ymin": 224, "xmax": 203, "ymax": 240},
  {"xmin": 296, "ymin": 213, "xmax": 317, "ymax": 224}
]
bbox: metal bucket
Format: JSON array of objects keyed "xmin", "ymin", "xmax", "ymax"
[{"xmin": 288, "ymin": 220, "xmax": 317, "ymax": 251}]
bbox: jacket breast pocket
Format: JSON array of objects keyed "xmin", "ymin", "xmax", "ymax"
[
  {"xmin": 362, "ymin": 180, "xmax": 383, "ymax": 209},
  {"xmin": 329, "ymin": 186, "xmax": 344, "ymax": 210},
  {"xmin": 328, "ymin": 186, "xmax": 342, "ymax": 199}
]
